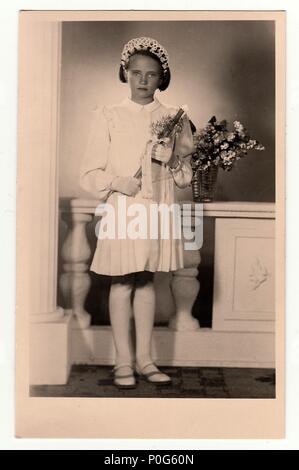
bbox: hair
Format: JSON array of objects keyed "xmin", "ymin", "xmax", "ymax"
[{"xmin": 118, "ymin": 50, "xmax": 171, "ymax": 91}]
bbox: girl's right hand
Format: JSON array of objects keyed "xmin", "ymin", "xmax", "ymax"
[
  {"xmin": 151, "ymin": 136, "xmax": 175, "ymax": 164},
  {"xmin": 110, "ymin": 176, "xmax": 141, "ymax": 196}
]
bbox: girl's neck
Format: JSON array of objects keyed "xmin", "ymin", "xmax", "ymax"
[{"xmin": 130, "ymin": 95, "xmax": 155, "ymax": 106}]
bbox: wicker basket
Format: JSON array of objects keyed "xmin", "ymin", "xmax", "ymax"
[{"xmin": 192, "ymin": 165, "xmax": 219, "ymax": 202}]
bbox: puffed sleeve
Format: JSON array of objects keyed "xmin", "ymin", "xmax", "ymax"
[
  {"xmin": 171, "ymin": 115, "xmax": 195, "ymax": 189},
  {"xmin": 79, "ymin": 106, "xmax": 116, "ymax": 197}
]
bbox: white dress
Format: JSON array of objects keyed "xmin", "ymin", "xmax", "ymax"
[{"xmin": 80, "ymin": 96, "xmax": 194, "ymax": 276}]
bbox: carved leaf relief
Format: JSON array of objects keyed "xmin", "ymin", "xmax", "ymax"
[{"xmin": 249, "ymin": 257, "xmax": 271, "ymax": 290}]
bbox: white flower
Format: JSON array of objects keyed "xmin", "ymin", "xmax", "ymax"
[
  {"xmin": 233, "ymin": 120, "xmax": 244, "ymax": 132},
  {"xmin": 247, "ymin": 139, "xmax": 258, "ymax": 149},
  {"xmin": 256, "ymin": 144, "xmax": 265, "ymax": 151},
  {"xmin": 220, "ymin": 142, "xmax": 229, "ymax": 150}
]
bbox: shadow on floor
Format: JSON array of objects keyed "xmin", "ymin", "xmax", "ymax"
[{"xmin": 31, "ymin": 365, "xmax": 275, "ymax": 399}]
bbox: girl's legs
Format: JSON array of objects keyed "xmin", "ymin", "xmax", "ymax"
[
  {"xmin": 133, "ymin": 271, "xmax": 171, "ymax": 383},
  {"xmin": 133, "ymin": 271, "xmax": 155, "ymax": 367},
  {"xmin": 109, "ymin": 274, "xmax": 135, "ymax": 387}
]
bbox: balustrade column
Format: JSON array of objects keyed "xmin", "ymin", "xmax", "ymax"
[
  {"xmin": 60, "ymin": 211, "xmax": 92, "ymax": 329},
  {"xmin": 169, "ymin": 203, "xmax": 202, "ymax": 330}
]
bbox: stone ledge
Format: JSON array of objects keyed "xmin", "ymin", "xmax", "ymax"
[{"xmin": 71, "ymin": 324, "xmax": 275, "ymax": 369}]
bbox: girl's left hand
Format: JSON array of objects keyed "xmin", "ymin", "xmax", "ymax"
[{"xmin": 151, "ymin": 137, "xmax": 174, "ymax": 164}]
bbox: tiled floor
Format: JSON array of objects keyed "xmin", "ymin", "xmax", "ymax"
[{"xmin": 30, "ymin": 365, "xmax": 275, "ymax": 398}]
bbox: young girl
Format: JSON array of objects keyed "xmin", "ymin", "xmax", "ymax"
[{"xmin": 80, "ymin": 37, "xmax": 194, "ymax": 389}]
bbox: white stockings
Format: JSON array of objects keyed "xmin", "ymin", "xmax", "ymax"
[{"xmin": 109, "ymin": 272, "xmax": 155, "ymax": 367}]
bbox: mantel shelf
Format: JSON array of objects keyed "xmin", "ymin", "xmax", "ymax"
[{"xmin": 60, "ymin": 198, "xmax": 275, "ymax": 219}]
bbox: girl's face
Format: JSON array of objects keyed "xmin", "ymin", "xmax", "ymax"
[{"xmin": 125, "ymin": 54, "xmax": 162, "ymax": 103}]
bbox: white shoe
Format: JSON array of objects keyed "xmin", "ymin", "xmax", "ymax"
[
  {"xmin": 135, "ymin": 362, "xmax": 172, "ymax": 385},
  {"xmin": 112, "ymin": 364, "xmax": 136, "ymax": 389}
]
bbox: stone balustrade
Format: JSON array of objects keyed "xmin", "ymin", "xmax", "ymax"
[{"xmin": 59, "ymin": 199, "xmax": 276, "ymax": 335}]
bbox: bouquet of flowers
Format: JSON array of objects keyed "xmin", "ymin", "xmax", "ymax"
[
  {"xmin": 191, "ymin": 116, "xmax": 265, "ymax": 173},
  {"xmin": 133, "ymin": 108, "xmax": 186, "ymax": 179},
  {"xmin": 150, "ymin": 112, "xmax": 184, "ymax": 139}
]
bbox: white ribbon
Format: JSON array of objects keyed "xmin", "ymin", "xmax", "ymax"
[{"xmin": 140, "ymin": 140, "xmax": 154, "ymax": 199}]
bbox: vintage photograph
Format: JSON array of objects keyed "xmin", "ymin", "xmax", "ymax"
[{"xmin": 16, "ymin": 10, "xmax": 284, "ymax": 438}]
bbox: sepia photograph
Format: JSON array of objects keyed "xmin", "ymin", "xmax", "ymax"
[{"xmin": 16, "ymin": 10, "xmax": 285, "ymax": 439}]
